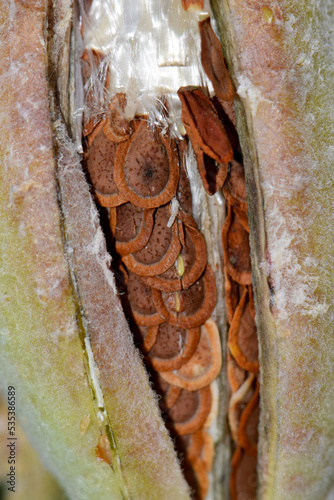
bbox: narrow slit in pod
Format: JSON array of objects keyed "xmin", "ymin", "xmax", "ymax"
[
  {"xmin": 122, "ymin": 270, "xmax": 164, "ymax": 326},
  {"xmin": 112, "ymin": 202, "xmax": 155, "ymax": 256},
  {"xmin": 141, "ymin": 223, "xmax": 207, "ymax": 292},
  {"xmin": 114, "ymin": 120, "xmax": 180, "ymax": 209},
  {"xmin": 228, "ymin": 287, "xmax": 259, "ymax": 373},
  {"xmin": 198, "ymin": 17, "xmax": 235, "ymax": 102},
  {"xmin": 178, "ymin": 86, "xmax": 233, "ymax": 165},
  {"xmin": 122, "ymin": 204, "xmax": 181, "ymax": 277},
  {"xmin": 151, "ymin": 265, "xmax": 217, "ymax": 329},
  {"xmin": 159, "ymin": 318, "xmax": 222, "ymax": 391},
  {"xmin": 145, "ymin": 323, "xmax": 200, "ymax": 372},
  {"xmin": 102, "ymin": 93, "xmax": 132, "ymax": 143},
  {"xmin": 166, "ymin": 386, "xmax": 212, "ymax": 435},
  {"xmin": 238, "ymin": 381, "xmax": 259, "ymax": 456},
  {"xmin": 222, "ymin": 203, "xmax": 252, "ymax": 285},
  {"xmin": 230, "ymin": 446, "xmax": 257, "ymax": 500},
  {"xmin": 84, "ymin": 119, "xmax": 127, "ymax": 207}
]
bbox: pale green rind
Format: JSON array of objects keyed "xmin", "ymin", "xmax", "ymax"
[
  {"xmin": 212, "ymin": 0, "xmax": 334, "ymax": 499},
  {"xmin": 0, "ymin": 2, "xmax": 190, "ymax": 500},
  {"xmin": 0, "ymin": 3, "xmax": 124, "ymax": 499},
  {"xmin": 0, "ymin": 393, "xmax": 67, "ymax": 500},
  {"xmin": 48, "ymin": 1, "xmax": 190, "ymax": 497},
  {"xmin": 52, "ymin": 120, "xmax": 190, "ymax": 500}
]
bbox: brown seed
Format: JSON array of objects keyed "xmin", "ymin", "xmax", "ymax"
[
  {"xmin": 141, "ymin": 224, "xmax": 207, "ymax": 292},
  {"xmin": 234, "ymin": 207, "xmax": 250, "ymax": 233},
  {"xmin": 191, "ymin": 431, "xmax": 215, "ymax": 499},
  {"xmin": 230, "ymin": 446, "xmax": 257, "ymax": 500},
  {"xmin": 225, "ymin": 271, "xmax": 244, "ymax": 324},
  {"xmin": 222, "ymin": 204, "xmax": 252, "ymax": 285},
  {"xmin": 113, "ymin": 203, "xmax": 155, "ymax": 256},
  {"xmin": 227, "ymin": 353, "xmax": 247, "ymax": 393},
  {"xmin": 122, "ymin": 204, "xmax": 181, "ymax": 277},
  {"xmin": 178, "ymin": 86, "xmax": 233, "ymax": 165},
  {"xmin": 211, "ymin": 96, "xmax": 240, "ymax": 151},
  {"xmin": 160, "ymin": 318, "xmax": 222, "ymax": 391},
  {"xmin": 114, "ymin": 121, "xmax": 179, "ymax": 208},
  {"xmin": 238, "ymin": 381, "xmax": 259, "ymax": 455},
  {"xmin": 84, "ymin": 120, "xmax": 127, "ymax": 207},
  {"xmin": 184, "ymin": 431, "xmax": 205, "ymax": 464},
  {"xmin": 228, "ymin": 288, "xmax": 259, "ymax": 373},
  {"xmin": 192, "ymin": 139, "xmax": 229, "ymax": 195},
  {"xmin": 153, "ymin": 374, "xmax": 182, "ymax": 410},
  {"xmin": 176, "ymin": 141, "xmax": 193, "ymax": 215},
  {"xmin": 151, "ymin": 265, "xmax": 217, "ymax": 329},
  {"xmin": 124, "ymin": 271, "xmax": 163, "ymax": 326},
  {"xmin": 167, "ymin": 386, "xmax": 212, "ymax": 435},
  {"xmin": 146, "ymin": 323, "xmax": 200, "ymax": 372},
  {"xmin": 103, "ymin": 93, "xmax": 132, "ymax": 143},
  {"xmin": 223, "ymin": 159, "xmax": 248, "ymax": 213},
  {"xmin": 136, "ymin": 325, "xmax": 158, "ymax": 354},
  {"xmin": 199, "ymin": 17, "xmax": 235, "ymax": 102},
  {"xmin": 83, "ymin": 115, "xmax": 105, "ymax": 140}
]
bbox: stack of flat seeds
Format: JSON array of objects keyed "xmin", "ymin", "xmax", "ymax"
[
  {"xmin": 81, "ymin": 10, "xmax": 259, "ymax": 500},
  {"xmin": 84, "ymin": 89, "xmax": 222, "ymax": 498},
  {"xmin": 178, "ymin": 17, "xmax": 260, "ymax": 500}
]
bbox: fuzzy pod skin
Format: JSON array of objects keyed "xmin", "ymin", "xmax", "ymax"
[
  {"xmin": 1, "ymin": 2, "xmax": 334, "ymax": 500},
  {"xmin": 211, "ymin": 0, "xmax": 334, "ymax": 499},
  {"xmin": 0, "ymin": 2, "xmax": 189, "ymax": 499}
]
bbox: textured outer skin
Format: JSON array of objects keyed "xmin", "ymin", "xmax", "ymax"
[
  {"xmin": 0, "ymin": 2, "xmax": 190, "ymax": 499},
  {"xmin": 212, "ymin": 0, "xmax": 334, "ymax": 499}
]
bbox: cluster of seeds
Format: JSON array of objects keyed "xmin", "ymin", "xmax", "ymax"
[
  {"xmin": 223, "ymin": 162, "xmax": 259, "ymax": 500},
  {"xmin": 197, "ymin": 17, "xmax": 260, "ymax": 500},
  {"xmin": 81, "ymin": 9, "xmax": 259, "ymax": 500},
  {"xmin": 83, "ymin": 88, "xmax": 223, "ymax": 497}
]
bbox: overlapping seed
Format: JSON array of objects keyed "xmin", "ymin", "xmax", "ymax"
[
  {"xmin": 179, "ymin": 16, "xmax": 260, "ymax": 500},
  {"xmin": 82, "ymin": 13, "xmax": 259, "ymax": 500},
  {"xmin": 83, "ymin": 91, "xmax": 221, "ymax": 498}
]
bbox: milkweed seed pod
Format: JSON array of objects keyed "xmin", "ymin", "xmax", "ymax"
[
  {"xmin": 81, "ymin": 1, "xmax": 258, "ymax": 495},
  {"xmin": 1, "ymin": 1, "xmax": 334, "ymax": 500}
]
